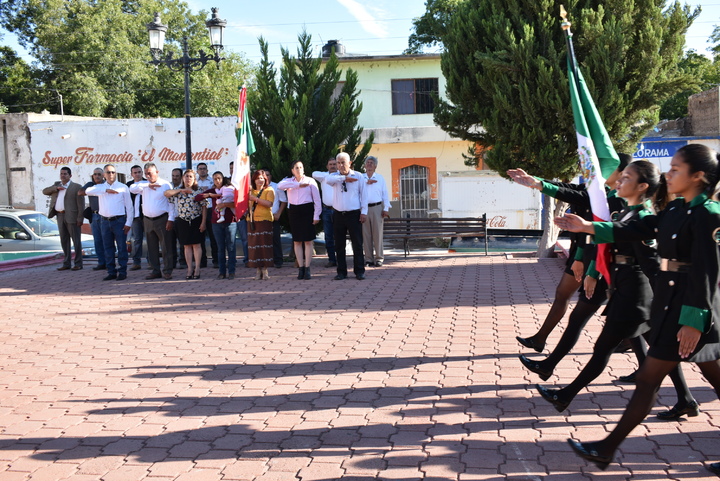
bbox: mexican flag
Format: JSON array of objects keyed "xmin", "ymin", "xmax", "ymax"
[
  {"xmin": 566, "ymin": 57, "xmax": 620, "ymax": 283},
  {"xmin": 231, "ymin": 86, "xmax": 255, "ymax": 218}
]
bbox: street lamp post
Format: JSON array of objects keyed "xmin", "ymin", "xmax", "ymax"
[{"xmin": 146, "ymin": 8, "xmax": 227, "ymax": 171}]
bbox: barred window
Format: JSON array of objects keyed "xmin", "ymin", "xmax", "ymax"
[{"xmin": 391, "ymin": 78, "xmax": 439, "ymax": 115}]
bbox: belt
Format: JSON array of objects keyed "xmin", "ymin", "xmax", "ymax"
[
  {"xmin": 660, "ymin": 258, "xmax": 691, "ymax": 273},
  {"xmin": 322, "ymin": 204, "xmax": 333, "ymax": 209},
  {"xmin": 614, "ymin": 254, "xmax": 636, "ymax": 265},
  {"xmin": 368, "ymin": 201, "xmax": 382, "ymax": 207},
  {"xmin": 93, "ymin": 210, "xmax": 99, "ymax": 214},
  {"xmin": 333, "ymin": 208, "xmax": 360, "ymax": 215},
  {"xmin": 56, "ymin": 210, "xmax": 65, "ymax": 213},
  {"xmin": 145, "ymin": 213, "xmax": 168, "ymax": 220},
  {"xmin": 101, "ymin": 215, "xmax": 126, "ymax": 222}
]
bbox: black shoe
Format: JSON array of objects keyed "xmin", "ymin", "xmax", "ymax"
[
  {"xmin": 516, "ymin": 336, "xmax": 545, "ymax": 353},
  {"xmin": 102, "ymin": 274, "xmax": 117, "ymax": 281},
  {"xmin": 304, "ymin": 267, "xmax": 311, "ymax": 280},
  {"xmin": 617, "ymin": 371, "xmax": 637, "ymax": 383},
  {"xmin": 365, "ymin": 261, "xmax": 374, "ymax": 267},
  {"xmin": 519, "ymin": 354, "xmax": 552, "ymax": 381},
  {"xmin": 217, "ymin": 273, "xmax": 226, "ymax": 280},
  {"xmin": 356, "ymin": 273, "xmax": 366, "ymax": 280},
  {"xmin": 536, "ymin": 384, "xmax": 570, "ymax": 412},
  {"xmin": 298, "ymin": 267, "xmax": 305, "ymax": 280},
  {"xmin": 333, "ymin": 274, "xmax": 347, "ymax": 280},
  {"xmin": 116, "ymin": 274, "xmax": 126, "ymax": 281},
  {"xmin": 656, "ymin": 400, "xmax": 700, "ymax": 420},
  {"xmin": 707, "ymin": 462, "xmax": 720, "ymax": 476},
  {"xmin": 567, "ymin": 439, "xmax": 612, "ymax": 470},
  {"xmin": 92, "ymin": 265, "xmax": 106, "ymax": 271},
  {"xmin": 228, "ymin": 273, "xmax": 235, "ymax": 280}
]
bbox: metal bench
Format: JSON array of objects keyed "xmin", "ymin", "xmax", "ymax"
[{"xmin": 383, "ymin": 215, "xmax": 488, "ymax": 257}]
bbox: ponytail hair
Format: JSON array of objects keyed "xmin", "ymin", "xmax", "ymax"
[
  {"xmin": 626, "ymin": 160, "xmax": 666, "ymax": 210},
  {"xmin": 676, "ymin": 144, "xmax": 720, "ymax": 196},
  {"xmin": 654, "ymin": 173, "xmax": 673, "ymax": 211}
]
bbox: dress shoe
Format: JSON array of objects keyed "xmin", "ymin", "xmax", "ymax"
[
  {"xmin": 536, "ymin": 384, "xmax": 570, "ymax": 412},
  {"xmin": 102, "ymin": 274, "xmax": 117, "ymax": 281},
  {"xmin": 145, "ymin": 273, "xmax": 162, "ymax": 280},
  {"xmin": 333, "ymin": 274, "xmax": 347, "ymax": 280},
  {"xmin": 374, "ymin": 260, "xmax": 383, "ymax": 267},
  {"xmin": 567, "ymin": 439, "xmax": 612, "ymax": 470},
  {"xmin": 116, "ymin": 274, "xmax": 126, "ymax": 281},
  {"xmin": 304, "ymin": 267, "xmax": 311, "ymax": 280},
  {"xmin": 656, "ymin": 400, "xmax": 700, "ymax": 420},
  {"xmin": 356, "ymin": 273, "xmax": 366, "ymax": 280},
  {"xmin": 217, "ymin": 273, "xmax": 226, "ymax": 280},
  {"xmin": 516, "ymin": 335, "xmax": 545, "ymax": 353},
  {"xmin": 365, "ymin": 261, "xmax": 374, "ymax": 267},
  {"xmin": 519, "ymin": 354, "xmax": 552, "ymax": 381},
  {"xmin": 71, "ymin": 265, "xmax": 83, "ymax": 271},
  {"xmin": 57, "ymin": 266, "xmax": 71, "ymax": 271},
  {"xmin": 92, "ymin": 265, "xmax": 106, "ymax": 271},
  {"xmin": 707, "ymin": 462, "xmax": 720, "ymax": 476},
  {"xmin": 618, "ymin": 371, "xmax": 637, "ymax": 383},
  {"xmin": 228, "ymin": 273, "xmax": 235, "ymax": 280},
  {"xmin": 130, "ymin": 264, "xmax": 141, "ymax": 271},
  {"xmin": 163, "ymin": 273, "xmax": 172, "ymax": 280},
  {"xmin": 325, "ymin": 261, "xmax": 337, "ymax": 268}
]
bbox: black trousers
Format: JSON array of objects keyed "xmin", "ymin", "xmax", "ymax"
[
  {"xmin": 333, "ymin": 209, "xmax": 364, "ymax": 276},
  {"xmin": 272, "ymin": 220, "xmax": 283, "ymax": 266}
]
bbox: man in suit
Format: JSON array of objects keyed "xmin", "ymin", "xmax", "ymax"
[{"xmin": 42, "ymin": 166, "xmax": 85, "ymax": 271}]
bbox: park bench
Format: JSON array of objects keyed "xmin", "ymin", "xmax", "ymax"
[{"xmin": 383, "ymin": 214, "xmax": 488, "ymax": 257}]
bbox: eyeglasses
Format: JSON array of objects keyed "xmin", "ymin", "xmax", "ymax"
[
  {"xmin": 93, "ymin": 173, "xmax": 103, "ymax": 176},
  {"xmin": 341, "ymin": 181, "xmax": 347, "ymax": 192}
]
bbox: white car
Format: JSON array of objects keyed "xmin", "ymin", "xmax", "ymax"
[{"xmin": 0, "ymin": 207, "xmax": 96, "ymax": 255}]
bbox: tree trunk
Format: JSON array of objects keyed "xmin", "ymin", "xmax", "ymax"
[{"xmin": 536, "ymin": 196, "xmax": 568, "ymax": 258}]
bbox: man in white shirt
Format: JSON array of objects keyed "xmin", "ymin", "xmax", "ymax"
[
  {"xmin": 325, "ymin": 152, "xmax": 368, "ymax": 280},
  {"xmin": 129, "ymin": 162, "xmax": 176, "ymax": 280},
  {"xmin": 362, "ymin": 156, "xmax": 391, "ymax": 267},
  {"xmin": 126, "ymin": 165, "xmax": 146, "ymax": 271},
  {"xmin": 42, "ymin": 166, "xmax": 85, "ymax": 271},
  {"xmin": 312, "ymin": 157, "xmax": 338, "ymax": 267},
  {"xmin": 263, "ymin": 169, "xmax": 287, "ymax": 268},
  {"xmin": 196, "ymin": 162, "xmax": 216, "ymax": 268},
  {"xmin": 86, "ymin": 164, "xmax": 134, "ymax": 281}
]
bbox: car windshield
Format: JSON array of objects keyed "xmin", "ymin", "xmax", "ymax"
[{"xmin": 19, "ymin": 213, "xmax": 60, "ymax": 237}]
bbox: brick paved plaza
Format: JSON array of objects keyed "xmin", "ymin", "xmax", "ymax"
[{"xmin": 1, "ymin": 254, "xmax": 719, "ymax": 480}]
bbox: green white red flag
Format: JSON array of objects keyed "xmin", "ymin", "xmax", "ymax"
[
  {"xmin": 566, "ymin": 56, "xmax": 620, "ymax": 282},
  {"xmin": 231, "ymin": 86, "xmax": 255, "ymax": 217}
]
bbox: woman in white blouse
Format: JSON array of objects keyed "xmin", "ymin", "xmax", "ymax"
[{"xmin": 277, "ymin": 161, "xmax": 322, "ymax": 280}]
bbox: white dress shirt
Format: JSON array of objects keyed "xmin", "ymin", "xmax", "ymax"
[
  {"xmin": 54, "ymin": 182, "xmax": 69, "ymax": 211},
  {"xmin": 85, "ymin": 181, "xmax": 134, "ymax": 227},
  {"xmin": 363, "ymin": 172, "xmax": 391, "ymax": 211},
  {"xmin": 312, "ymin": 171, "xmax": 336, "ymax": 207},
  {"xmin": 276, "ymin": 176, "xmax": 322, "ymax": 220},
  {"xmin": 129, "ymin": 178, "xmax": 176, "ymax": 221},
  {"xmin": 269, "ymin": 181, "xmax": 287, "ymax": 217},
  {"xmin": 325, "ymin": 170, "xmax": 369, "ymax": 215}
]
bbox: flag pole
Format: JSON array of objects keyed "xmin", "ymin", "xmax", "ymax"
[{"xmin": 560, "ymin": 6, "xmax": 579, "ymax": 86}]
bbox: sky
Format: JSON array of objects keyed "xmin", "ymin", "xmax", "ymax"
[{"xmin": 2, "ymin": 1, "xmax": 720, "ymax": 64}]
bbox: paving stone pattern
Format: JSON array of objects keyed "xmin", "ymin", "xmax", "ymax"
[{"xmin": 0, "ymin": 254, "xmax": 718, "ymax": 480}]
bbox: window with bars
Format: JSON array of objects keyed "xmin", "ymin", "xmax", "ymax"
[
  {"xmin": 399, "ymin": 165, "xmax": 429, "ymax": 218},
  {"xmin": 391, "ymin": 78, "xmax": 439, "ymax": 115}
]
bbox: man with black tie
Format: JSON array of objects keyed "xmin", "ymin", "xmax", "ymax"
[
  {"xmin": 43, "ymin": 166, "xmax": 85, "ymax": 271},
  {"xmin": 325, "ymin": 152, "xmax": 368, "ymax": 280}
]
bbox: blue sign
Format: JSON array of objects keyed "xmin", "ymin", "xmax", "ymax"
[{"xmin": 633, "ymin": 141, "xmax": 686, "ymax": 159}]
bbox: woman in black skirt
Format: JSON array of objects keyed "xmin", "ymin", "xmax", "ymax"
[
  {"xmin": 277, "ymin": 161, "xmax": 322, "ymax": 280},
  {"xmin": 557, "ymin": 144, "xmax": 720, "ymax": 475},
  {"xmin": 536, "ymin": 160, "xmax": 697, "ymax": 415},
  {"xmin": 165, "ymin": 169, "xmax": 207, "ymax": 279}
]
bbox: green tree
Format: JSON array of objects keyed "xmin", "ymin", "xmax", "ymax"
[
  {"xmin": 250, "ymin": 31, "xmax": 373, "ymax": 183},
  {"xmin": 0, "ymin": 46, "xmax": 48, "ymax": 113},
  {"xmin": 659, "ymin": 50, "xmax": 720, "ymax": 120},
  {"xmin": 416, "ymin": 0, "xmax": 697, "ymax": 255},
  {"xmin": 405, "ymin": 0, "xmax": 463, "ymax": 54},
  {"xmin": 0, "ymin": 0, "xmax": 254, "ymax": 117}
]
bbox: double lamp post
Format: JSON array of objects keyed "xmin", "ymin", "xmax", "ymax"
[{"xmin": 146, "ymin": 7, "xmax": 227, "ymax": 171}]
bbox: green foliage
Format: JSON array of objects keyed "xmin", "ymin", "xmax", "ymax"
[
  {"xmin": 659, "ymin": 50, "xmax": 720, "ymax": 119},
  {"xmin": 0, "ymin": 0, "xmax": 254, "ymax": 117},
  {"xmin": 426, "ymin": 0, "xmax": 697, "ymax": 181},
  {"xmin": 250, "ymin": 31, "xmax": 374, "ymax": 183},
  {"xmin": 0, "ymin": 46, "xmax": 47, "ymax": 112},
  {"xmin": 405, "ymin": 0, "xmax": 463, "ymax": 54}
]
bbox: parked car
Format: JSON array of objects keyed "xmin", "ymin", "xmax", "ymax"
[{"xmin": 0, "ymin": 207, "xmax": 96, "ymax": 255}]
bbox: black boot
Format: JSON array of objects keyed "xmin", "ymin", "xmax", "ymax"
[
  {"xmin": 297, "ymin": 266, "xmax": 305, "ymax": 279},
  {"xmin": 304, "ymin": 266, "xmax": 311, "ymax": 279}
]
